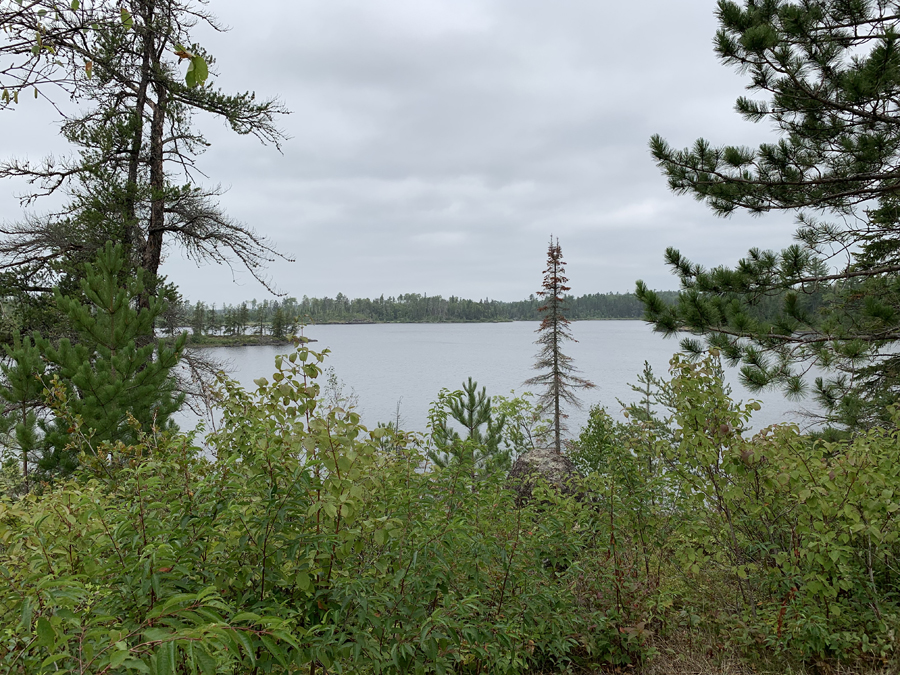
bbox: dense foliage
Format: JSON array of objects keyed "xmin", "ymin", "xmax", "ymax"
[
  {"xmin": 570, "ymin": 351, "xmax": 900, "ymax": 665},
  {"xmin": 0, "ymin": 343, "xmax": 644, "ymax": 674},
  {"xmin": 5, "ymin": 1, "xmax": 900, "ymax": 672},
  {"xmin": 2, "ymin": 337, "xmax": 899, "ymax": 673},
  {"xmin": 2, "ymin": 243, "xmax": 185, "ymax": 482},
  {"xmin": 641, "ymin": 0, "xmax": 900, "ymax": 432}
]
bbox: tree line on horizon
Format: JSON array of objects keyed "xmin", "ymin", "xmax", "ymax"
[{"xmin": 174, "ymin": 289, "xmax": 681, "ymax": 335}]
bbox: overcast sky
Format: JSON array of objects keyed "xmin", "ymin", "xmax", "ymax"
[{"xmin": 1, "ymin": 0, "xmax": 801, "ymax": 305}]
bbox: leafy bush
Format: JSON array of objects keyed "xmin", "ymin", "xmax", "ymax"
[
  {"xmin": 0, "ymin": 342, "xmax": 646, "ymax": 674},
  {"xmin": 5, "ymin": 338, "xmax": 898, "ymax": 672},
  {"xmin": 572, "ymin": 351, "xmax": 900, "ymax": 663}
]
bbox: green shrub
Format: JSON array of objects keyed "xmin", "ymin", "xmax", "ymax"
[
  {"xmin": 573, "ymin": 350, "xmax": 900, "ymax": 663},
  {"xmin": 0, "ymin": 341, "xmax": 647, "ymax": 674}
]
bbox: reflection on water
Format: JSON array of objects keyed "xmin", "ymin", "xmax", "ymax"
[{"xmin": 177, "ymin": 321, "xmax": 820, "ymax": 435}]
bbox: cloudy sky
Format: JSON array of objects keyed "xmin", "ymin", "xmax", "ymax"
[{"xmin": 1, "ymin": 0, "xmax": 800, "ymax": 305}]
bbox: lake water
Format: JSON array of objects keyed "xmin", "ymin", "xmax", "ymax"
[{"xmin": 183, "ymin": 321, "xmax": 820, "ymax": 436}]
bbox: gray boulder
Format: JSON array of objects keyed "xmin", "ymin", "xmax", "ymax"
[{"xmin": 507, "ymin": 446, "xmax": 582, "ymax": 505}]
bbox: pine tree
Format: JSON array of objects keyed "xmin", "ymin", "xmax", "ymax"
[
  {"xmin": 34, "ymin": 242, "xmax": 187, "ymax": 475},
  {"xmin": 427, "ymin": 378, "xmax": 509, "ymax": 474},
  {"xmin": 238, "ymin": 302, "xmax": 250, "ymax": 336},
  {"xmin": 0, "ymin": 334, "xmax": 46, "ymax": 487},
  {"xmin": 641, "ymin": 0, "xmax": 900, "ymax": 431},
  {"xmin": 525, "ymin": 238, "xmax": 595, "ymax": 454}
]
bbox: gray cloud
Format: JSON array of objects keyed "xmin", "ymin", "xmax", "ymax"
[{"xmin": 1, "ymin": 0, "xmax": 801, "ymax": 303}]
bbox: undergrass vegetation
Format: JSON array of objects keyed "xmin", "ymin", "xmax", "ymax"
[{"xmin": 1, "ymin": 343, "xmax": 899, "ymax": 673}]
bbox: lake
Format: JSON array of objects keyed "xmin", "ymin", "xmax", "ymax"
[{"xmin": 182, "ymin": 321, "xmax": 820, "ymax": 436}]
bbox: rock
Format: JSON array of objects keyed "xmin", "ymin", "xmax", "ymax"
[{"xmin": 507, "ymin": 446, "xmax": 582, "ymax": 506}]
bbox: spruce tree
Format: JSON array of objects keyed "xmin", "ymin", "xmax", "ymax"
[
  {"xmin": 525, "ymin": 238, "xmax": 595, "ymax": 454},
  {"xmin": 35, "ymin": 242, "xmax": 186, "ymax": 474},
  {"xmin": 641, "ymin": 0, "xmax": 900, "ymax": 431},
  {"xmin": 271, "ymin": 304, "xmax": 287, "ymax": 340}
]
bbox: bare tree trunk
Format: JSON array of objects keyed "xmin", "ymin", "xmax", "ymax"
[
  {"xmin": 551, "ymin": 265, "xmax": 562, "ymax": 454},
  {"xmin": 143, "ymin": 82, "xmax": 168, "ymax": 285},
  {"xmin": 553, "ymin": 319, "xmax": 561, "ymax": 454},
  {"xmin": 21, "ymin": 401, "xmax": 28, "ymax": 485},
  {"xmin": 125, "ymin": 0, "xmax": 156, "ymax": 257}
]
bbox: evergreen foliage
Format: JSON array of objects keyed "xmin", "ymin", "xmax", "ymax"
[
  {"xmin": 642, "ymin": 0, "xmax": 900, "ymax": 431},
  {"xmin": 426, "ymin": 377, "xmax": 510, "ymax": 474},
  {"xmin": 0, "ymin": 334, "xmax": 46, "ymax": 489},
  {"xmin": 3, "ymin": 243, "xmax": 187, "ymax": 476},
  {"xmin": 525, "ymin": 238, "xmax": 595, "ymax": 454}
]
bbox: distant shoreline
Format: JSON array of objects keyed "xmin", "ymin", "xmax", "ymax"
[
  {"xmin": 183, "ymin": 318, "xmax": 645, "ymax": 348},
  {"xmin": 294, "ymin": 317, "xmax": 643, "ymax": 325}
]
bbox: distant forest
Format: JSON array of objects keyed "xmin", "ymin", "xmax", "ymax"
[{"xmin": 168, "ymin": 291, "xmax": 680, "ymax": 337}]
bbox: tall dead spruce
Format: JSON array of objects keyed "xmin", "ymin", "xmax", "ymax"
[{"xmin": 525, "ymin": 237, "xmax": 595, "ymax": 454}]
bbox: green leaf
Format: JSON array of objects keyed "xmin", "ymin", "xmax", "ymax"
[
  {"xmin": 41, "ymin": 653, "xmax": 70, "ymax": 668},
  {"xmin": 194, "ymin": 648, "xmax": 217, "ymax": 675},
  {"xmin": 230, "ymin": 612, "xmax": 260, "ymax": 624},
  {"xmin": 260, "ymin": 634, "xmax": 287, "ymax": 667},
  {"xmin": 70, "ymin": 0, "xmax": 79, "ymax": 10},
  {"xmin": 36, "ymin": 617, "xmax": 56, "ymax": 648},
  {"xmin": 120, "ymin": 8, "xmax": 133, "ymax": 30},
  {"xmin": 20, "ymin": 599, "xmax": 32, "ymax": 630},
  {"xmin": 272, "ymin": 629, "xmax": 301, "ymax": 650},
  {"xmin": 110, "ymin": 648, "xmax": 129, "ymax": 668},
  {"xmin": 155, "ymin": 641, "xmax": 176, "ymax": 675},
  {"xmin": 143, "ymin": 628, "xmax": 173, "ymax": 643},
  {"xmin": 229, "ymin": 629, "xmax": 256, "ymax": 664},
  {"xmin": 190, "ymin": 56, "xmax": 208, "ymax": 86}
]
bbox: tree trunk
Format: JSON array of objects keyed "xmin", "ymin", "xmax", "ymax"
[
  {"xmin": 125, "ymin": 0, "xmax": 156, "ymax": 258},
  {"xmin": 553, "ymin": 321, "xmax": 561, "ymax": 454},
  {"xmin": 143, "ymin": 81, "xmax": 168, "ymax": 287}
]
